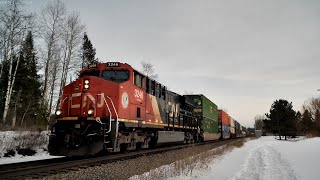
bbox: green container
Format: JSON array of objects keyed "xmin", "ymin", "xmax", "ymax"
[{"xmin": 185, "ymin": 95, "xmax": 219, "ymax": 134}]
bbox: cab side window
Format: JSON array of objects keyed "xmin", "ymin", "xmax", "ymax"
[
  {"xmin": 146, "ymin": 77, "xmax": 150, "ymax": 93},
  {"xmin": 134, "ymin": 71, "xmax": 144, "ymax": 88},
  {"xmin": 151, "ymin": 80, "xmax": 156, "ymax": 95},
  {"xmin": 162, "ymin": 86, "xmax": 166, "ymax": 100}
]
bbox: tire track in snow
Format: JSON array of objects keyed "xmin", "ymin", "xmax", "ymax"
[{"xmin": 232, "ymin": 145, "xmax": 297, "ymax": 180}]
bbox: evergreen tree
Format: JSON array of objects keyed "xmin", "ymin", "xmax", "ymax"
[
  {"xmin": 81, "ymin": 32, "xmax": 96, "ymax": 67},
  {"xmin": 12, "ymin": 31, "xmax": 43, "ymax": 127},
  {"xmin": 300, "ymin": 110, "xmax": 313, "ymax": 135},
  {"xmin": 295, "ymin": 111, "xmax": 302, "ymax": 134},
  {"xmin": 0, "ymin": 60, "xmax": 10, "ymax": 120},
  {"xmin": 265, "ymin": 99, "xmax": 297, "ymax": 140}
]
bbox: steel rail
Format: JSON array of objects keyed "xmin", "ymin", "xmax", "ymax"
[{"xmin": 0, "ymin": 138, "xmax": 243, "ymax": 179}]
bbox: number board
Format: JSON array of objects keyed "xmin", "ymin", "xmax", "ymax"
[
  {"xmin": 107, "ymin": 62, "xmax": 119, "ymax": 67},
  {"xmin": 88, "ymin": 63, "xmax": 97, "ymax": 69}
]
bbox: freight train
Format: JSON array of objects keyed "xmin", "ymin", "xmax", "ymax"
[{"xmin": 48, "ymin": 62, "xmax": 248, "ymax": 156}]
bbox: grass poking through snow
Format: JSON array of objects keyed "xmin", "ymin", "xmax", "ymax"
[{"xmin": 130, "ymin": 139, "xmax": 248, "ymax": 180}]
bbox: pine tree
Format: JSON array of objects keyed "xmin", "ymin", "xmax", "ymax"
[
  {"xmin": 265, "ymin": 99, "xmax": 297, "ymax": 140},
  {"xmin": 296, "ymin": 111, "xmax": 302, "ymax": 134},
  {"xmin": 81, "ymin": 32, "xmax": 96, "ymax": 67},
  {"xmin": 301, "ymin": 110, "xmax": 313, "ymax": 135},
  {"xmin": 12, "ymin": 31, "xmax": 43, "ymax": 127}
]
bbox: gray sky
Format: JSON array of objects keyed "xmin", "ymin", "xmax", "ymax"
[{"xmin": 28, "ymin": 0, "xmax": 320, "ymax": 127}]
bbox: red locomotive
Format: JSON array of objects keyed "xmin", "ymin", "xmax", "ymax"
[{"xmin": 49, "ymin": 62, "xmax": 198, "ymax": 156}]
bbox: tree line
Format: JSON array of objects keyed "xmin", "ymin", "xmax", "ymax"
[
  {"xmin": 0, "ymin": 0, "xmax": 97, "ymax": 129},
  {"xmin": 254, "ymin": 97, "xmax": 320, "ymax": 140}
]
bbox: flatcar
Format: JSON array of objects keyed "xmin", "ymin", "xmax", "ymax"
[{"xmin": 48, "ymin": 62, "xmax": 246, "ymax": 156}]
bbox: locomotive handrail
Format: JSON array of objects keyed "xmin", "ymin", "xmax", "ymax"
[
  {"xmin": 105, "ymin": 95, "xmax": 119, "ymax": 138},
  {"xmin": 60, "ymin": 96, "xmax": 68, "ymax": 109},
  {"xmin": 105, "ymin": 96, "xmax": 118, "ymax": 118},
  {"xmin": 57, "ymin": 95, "xmax": 70, "ymax": 116},
  {"xmin": 101, "ymin": 95, "xmax": 112, "ymax": 134}
]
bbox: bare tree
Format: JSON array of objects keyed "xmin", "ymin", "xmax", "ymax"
[
  {"xmin": 254, "ymin": 115, "xmax": 265, "ymax": 130},
  {"xmin": 303, "ymin": 97, "xmax": 320, "ymax": 120},
  {"xmin": 48, "ymin": 51, "xmax": 61, "ymax": 114},
  {"xmin": 39, "ymin": 0, "xmax": 66, "ymax": 107},
  {"xmin": 0, "ymin": 0, "xmax": 33, "ymax": 123},
  {"xmin": 0, "ymin": 26, "xmax": 6, "ymax": 81},
  {"xmin": 141, "ymin": 61, "xmax": 158, "ymax": 80},
  {"xmin": 56, "ymin": 11, "xmax": 84, "ymax": 110}
]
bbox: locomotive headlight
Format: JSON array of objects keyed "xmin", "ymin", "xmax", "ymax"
[
  {"xmin": 84, "ymin": 79, "xmax": 90, "ymax": 90},
  {"xmin": 55, "ymin": 109, "xmax": 62, "ymax": 116},
  {"xmin": 88, "ymin": 109, "xmax": 94, "ymax": 115}
]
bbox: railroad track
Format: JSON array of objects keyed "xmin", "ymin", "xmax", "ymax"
[{"xmin": 0, "ymin": 138, "xmax": 241, "ymax": 179}]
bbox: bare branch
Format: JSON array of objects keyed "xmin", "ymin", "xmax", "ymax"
[{"xmin": 141, "ymin": 61, "xmax": 159, "ymax": 80}]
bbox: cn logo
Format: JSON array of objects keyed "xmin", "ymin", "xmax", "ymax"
[
  {"xmin": 70, "ymin": 93, "xmax": 105, "ymax": 108},
  {"xmin": 134, "ymin": 89, "xmax": 144, "ymax": 101}
]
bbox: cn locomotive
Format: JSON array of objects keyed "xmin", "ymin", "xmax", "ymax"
[{"xmin": 48, "ymin": 62, "xmax": 246, "ymax": 156}]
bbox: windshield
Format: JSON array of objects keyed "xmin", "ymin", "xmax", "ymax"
[
  {"xmin": 80, "ymin": 70, "xmax": 100, "ymax": 77},
  {"xmin": 102, "ymin": 70, "xmax": 129, "ymax": 83}
]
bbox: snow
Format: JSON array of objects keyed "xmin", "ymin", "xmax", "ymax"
[
  {"xmin": 130, "ymin": 137, "xmax": 320, "ymax": 180},
  {"xmin": 0, "ymin": 131, "xmax": 63, "ymax": 165},
  {"xmin": 0, "ymin": 149, "xmax": 63, "ymax": 165}
]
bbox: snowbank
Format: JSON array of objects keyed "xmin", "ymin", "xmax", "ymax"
[
  {"xmin": 0, "ymin": 131, "xmax": 48, "ymax": 158},
  {"xmin": 0, "ymin": 131, "xmax": 64, "ymax": 165},
  {"xmin": 131, "ymin": 137, "xmax": 320, "ymax": 180}
]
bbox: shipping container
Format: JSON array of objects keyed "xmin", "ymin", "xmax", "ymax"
[
  {"xmin": 229, "ymin": 116, "xmax": 235, "ymax": 128},
  {"xmin": 185, "ymin": 95, "xmax": 220, "ymax": 141},
  {"xmin": 235, "ymin": 121, "xmax": 242, "ymax": 138},
  {"xmin": 229, "ymin": 116, "xmax": 236, "ymax": 137},
  {"xmin": 223, "ymin": 125, "xmax": 229, "ymax": 133},
  {"xmin": 235, "ymin": 121, "xmax": 240, "ymax": 131},
  {"xmin": 222, "ymin": 125, "xmax": 231, "ymax": 139},
  {"xmin": 219, "ymin": 110, "xmax": 230, "ymax": 126}
]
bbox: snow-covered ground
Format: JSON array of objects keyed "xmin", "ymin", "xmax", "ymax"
[
  {"xmin": 0, "ymin": 131, "xmax": 63, "ymax": 165},
  {"xmin": 131, "ymin": 137, "xmax": 320, "ymax": 180},
  {"xmin": 0, "ymin": 149, "xmax": 63, "ymax": 165}
]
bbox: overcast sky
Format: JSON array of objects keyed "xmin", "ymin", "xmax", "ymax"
[{"xmin": 28, "ymin": 0, "xmax": 320, "ymax": 127}]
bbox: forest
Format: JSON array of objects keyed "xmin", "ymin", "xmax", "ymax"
[
  {"xmin": 255, "ymin": 97, "xmax": 320, "ymax": 138},
  {"xmin": 0, "ymin": 0, "xmax": 96, "ymax": 129}
]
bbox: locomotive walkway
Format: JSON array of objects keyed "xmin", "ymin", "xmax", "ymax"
[{"xmin": 0, "ymin": 139, "xmax": 240, "ymax": 179}]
